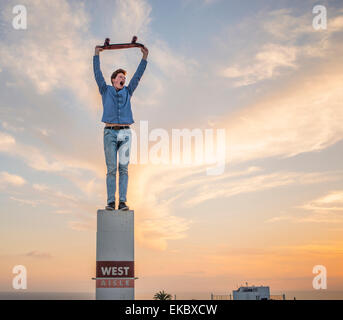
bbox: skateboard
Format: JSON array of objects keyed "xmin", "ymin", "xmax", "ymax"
[{"xmin": 100, "ymin": 36, "xmax": 145, "ymax": 50}]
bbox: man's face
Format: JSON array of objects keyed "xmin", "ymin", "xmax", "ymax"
[{"xmin": 112, "ymin": 73, "xmax": 126, "ymax": 90}]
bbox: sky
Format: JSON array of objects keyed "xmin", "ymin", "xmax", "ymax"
[{"xmin": 1, "ymin": 0, "xmax": 343, "ymax": 300}]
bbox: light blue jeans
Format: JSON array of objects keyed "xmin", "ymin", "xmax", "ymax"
[{"xmin": 103, "ymin": 127, "xmax": 132, "ymax": 204}]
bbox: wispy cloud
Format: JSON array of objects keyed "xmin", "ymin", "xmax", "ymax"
[
  {"xmin": 299, "ymin": 190, "xmax": 343, "ymax": 213},
  {"xmin": 54, "ymin": 209, "xmax": 73, "ymax": 215},
  {"xmin": 36, "ymin": 128, "xmax": 51, "ymax": 137},
  {"xmin": 111, "ymin": 0, "xmax": 152, "ymax": 41},
  {"xmin": 68, "ymin": 220, "xmax": 96, "ymax": 232},
  {"xmin": 0, "ymin": 131, "xmax": 15, "ymax": 151},
  {"xmin": 330, "ymin": 14, "xmax": 343, "ymax": 32},
  {"xmin": 149, "ymin": 38, "xmax": 198, "ymax": 79},
  {"xmin": 222, "ymin": 44, "xmax": 298, "ymax": 87},
  {"xmin": 182, "ymin": 0, "xmax": 221, "ymax": 7},
  {"xmin": 25, "ymin": 251, "xmax": 52, "ymax": 259},
  {"xmin": 122, "ymin": 166, "xmax": 340, "ymax": 249},
  {"xmin": 107, "ymin": 0, "xmax": 198, "ymax": 108},
  {"xmin": 130, "ymin": 165, "xmax": 193, "ymax": 251},
  {"xmin": 267, "ymin": 190, "xmax": 343, "ymax": 224},
  {"xmin": 0, "ymin": 0, "xmax": 95, "ymax": 108},
  {"xmin": 9, "ymin": 196, "xmax": 40, "ymax": 207},
  {"xmin": 220, "ymin": 8, "xmax": 343, "ymax": 87},
  {"xmin": 0, "ymin": 171, "xmax": 26, "ymax": 187},
  {"xmin": 0, "ymin": 130, "xmax": 102, "ymax": 176},
  {"xmin": 1, "ymin": 121, "xmax": 24, "ymax": 133},
  {"xmin": 222, "ymin": 58, "xmax": 343, "ymax": 165},
  {"xmin": 32, "ymin": 183, "xmax": 79, "ymax": 205},
  {"xmin": 184, "ymin": 170, "xmax": 342, "ymax": 207}
]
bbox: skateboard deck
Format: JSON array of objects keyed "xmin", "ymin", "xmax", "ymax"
[{"xmin": 100, "ymin": 36, "xmax": 145, "ymax": 50}]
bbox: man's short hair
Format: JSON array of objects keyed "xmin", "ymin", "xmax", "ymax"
[{"xmin": 111, "ymin": 68, "xmax": 127, "ymax": 84}]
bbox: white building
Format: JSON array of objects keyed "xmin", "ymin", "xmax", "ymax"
[{"xmin": 233, "ymin": 285, "xmax": 270, "ymax": 300}]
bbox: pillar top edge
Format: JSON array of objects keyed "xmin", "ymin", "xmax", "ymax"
[{"xmin": 97, "ymin": 209, "xmax": 134, "ymax": 213}]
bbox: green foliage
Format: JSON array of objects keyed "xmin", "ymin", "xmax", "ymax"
[{"xmin": 153, "ymin": 290, "xmax": 172, "ymax": 300}]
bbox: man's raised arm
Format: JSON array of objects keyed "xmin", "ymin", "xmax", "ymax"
[
  {"xmin": 93, "ymin": 46, "xmax": 107, "ymax": 95},
  {"xmin": 127, "ymin": 46, "xmax": 149, "ymax": 96}
]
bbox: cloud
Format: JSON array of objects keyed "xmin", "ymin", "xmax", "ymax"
[
  {"xmin": 267, "ymin": 190, "xmax": 343, "ymax": 224},
  {"xmin": 36, "ymin": 128, "xmax": 51, "ymax": 137},
  {"xmin": 68, "ymin": 220, "xmax": 96, "ymax": 232},
  {"xmin": 261, "ymin": 8, "xmax": 343, "ymax": 40},
  {"xmin": 0, "ymin": 132, "xmax": 15, "ymax": 151},
  {"xmin": 0, "ymin": 0, "xmax": 96, "ymax": 108},
  {"xmin": 272, "ymin": 242, "xmax": 343, "ymax": 257},
  {"xmin": 266, "ymin": 215, "xmax": 293, "ymax": 223},
  {"xmin": 106, "ymin": 0, "xmax": 198, "ymax": 109},
  {"xmin": 54, "ymin": 209, "xmax": 73, "ymax": 215},
  {"xmin": 28, "ymin": 182, "xmax": 96, "ymax": 219},
  {"xmin": 4, "ymin": 182, "xmax": 85, "ymax": 215},
  {"xmin": 330, "ymin": 15, "xmax": 343, "ymax": 32},
  {"xmin": 222, "ymin": 44, "xmax": 298, "ymax": 87},
  {"xmin": 0, "ymin": 171, "xmax": 26, "ymax": 187},
  {"xmin": 182, "ymin": 0, "xmax": 221, "ymax": 7},
  {"xmin": 9, "ymin": 196, "xmax": 40, "ymax": 207},
  {"xmin": 137, "ymin": 213, "xmax": 191, "ymax": 251},
  {"xmin": 137, "ymin": 165, "xmax": 263, "ymax": 208},
  {"xmin": 184, "ymin": 170, "xmax": 342, "ymax": 207},
  {"xmin": 0, "ymin": 130, "xmax": 102, "ymax": 177},
  {"xmin": 111, "ymin": 0, "xmax": 152, "ymax": 41},
  {"xmin": 262, "ymin": 9, "xmax": 313, "ymax": 41},
  {"xmin": 121, "ymin": 166, "xmax": 336, "ymax": 249},
  {"xmin": 130, "ymin": 165, "xmax": 193, "ymax": 251},
  {"xmin": 149, "ymin": 39, "xmax": 198, "ymax": 80},
  {"xmin": 219, "ymin": 8, "xmax": 343, "ymax": 87},
  {"xmin": 299, "ymin": 190, "xmax": 343, "ymax": 212},
  {"xmin": 222, "ymin": 55, "xmax": 343, "ymax": 165},
  {"xmin": 1, "ymin": 121, "xmax": 24, "ymax": 133},
  {"xmin": 0, "ymin": 0, "xmax": 196, "ymax": 113},
  {"xmin": 25, "ymin": 251, "xmax": 52, "ymax": 259},
  {"xmin": 32, "ymin": 183, "xmax": 78, "ymax": 204}
]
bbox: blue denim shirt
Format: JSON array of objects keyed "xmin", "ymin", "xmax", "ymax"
[{"xmin": 93, "ymin": 55, "xmax": 147, "ymax": 124}]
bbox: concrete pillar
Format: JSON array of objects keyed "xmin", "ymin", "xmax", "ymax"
[{"xmin": 95, "ymin": 209, "xmax": 134, "ymax": 300}]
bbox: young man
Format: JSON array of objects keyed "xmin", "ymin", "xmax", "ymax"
[{"xmin": 93, "ymin": 44, "xmax": 148, "ymax": 211}]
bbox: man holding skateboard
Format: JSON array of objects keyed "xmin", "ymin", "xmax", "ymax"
[{"xmin": 93, "ymin": 42, "xmax": 148, "ymax": 211}]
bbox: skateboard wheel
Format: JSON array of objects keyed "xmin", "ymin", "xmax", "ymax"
[
  {"xmin": 131, "ymin": 36, "xmax": 137, "ymax": 43},
  {"xmin": 104, "ymin": 38, "xmax": 110, "ymax": 46}
]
